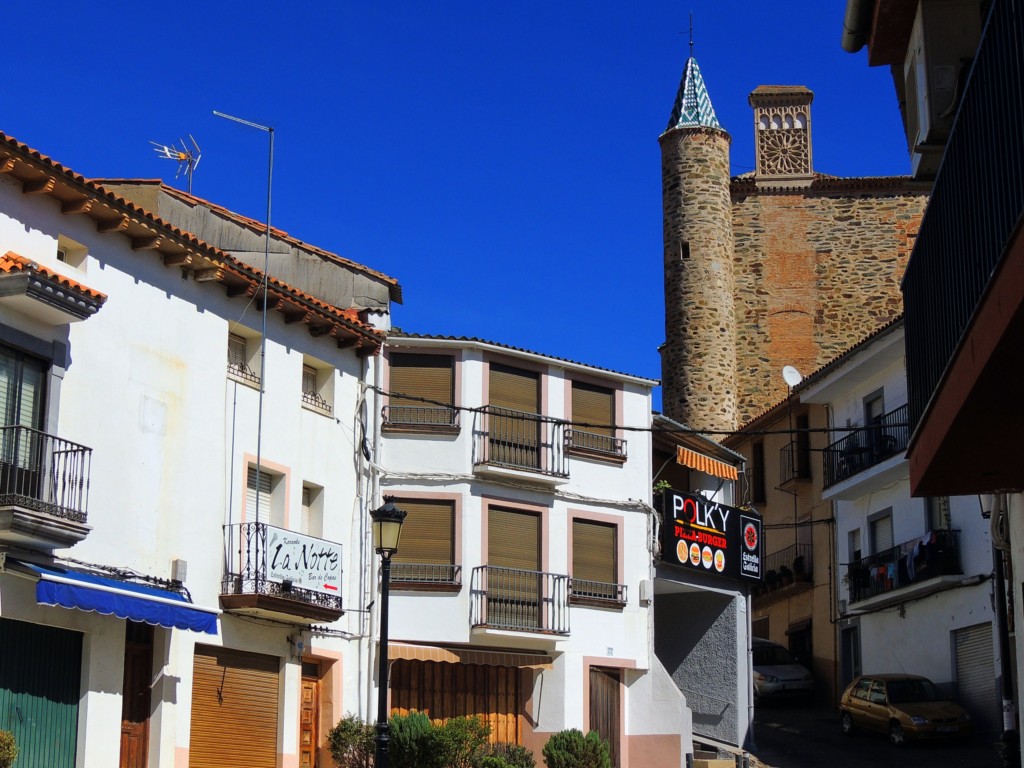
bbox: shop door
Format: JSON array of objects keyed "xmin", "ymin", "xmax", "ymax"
[
  {"xmin": 589, "ymin": 667, "xmax": 621, "ymax": 768},
  {"xmin": 120, "ymin": 622, "xmax": 154, "ymax": 768},
  {"xmin": 0, "ymin": 617, "xmax": 81, "ymax": 768},
  {"xmin": 190, "ymin": 646, "xmax": 280, "ymax": 768},
  {"xmin": 954, "ymin": 622, "xmax": 997, "ymax": 733},
  {"xmin": 300, "ymin": 665, "xmax": 320, "ymax": 768}
]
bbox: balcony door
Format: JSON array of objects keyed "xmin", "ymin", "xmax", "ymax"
[
  {"xmin": 0, "ymin": 345, "xmax": 46, "ymax": 499},
  {"xmin": 488, "ymin": 365, "xmax": 540, "ymax": 470},
  {"xmin": 487, "ymin": 507, "xmax": 541, "ymax": 630}
]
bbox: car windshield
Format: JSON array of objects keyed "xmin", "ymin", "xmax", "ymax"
[
  {"xmin": 753, "ymin": 645, "xmax": 797, "ymax": 666},
  {"xmin": 886, "ymin": 679, "xmax": 947, "ymax": 704}
]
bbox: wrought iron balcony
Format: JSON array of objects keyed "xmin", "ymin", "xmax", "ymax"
[
  {"xmin": 0, "ymin": 426, "xmax": 92, "ymax": 550},
  {"xmin": 473, "ymin": 406, "xmax": 568, "ymax": 479},
  {"xmin": 391, "ymin": 562, "xmax": 461, "ymax": 588},
  {"xmin": 470, "ymin": 565, "xmax": 570, "ymax": 635},
  {"xmin": 822, "ymin": 405, "xmax": 909, "ymax": 488},
  {"xmin": 569, "ymin": 577, "xmax": 627, "ymax": 607},
  {"xmin": 221, "ymin": 522, "xmax": 344, "ymax": 623},
  {"xmin": 779, "ymin": 441, "xmax": 811, "ymax": 486},
  {"xmin": 846, "ymin": 529, "xmax": 961, "ymax": 605},
  {"xmin": 382, "ymin": 404, "xmax": 460, "ymax": 432},
  {"xmin": 565, "ymin": 429, "xmax": 627, "ymax": 461}
]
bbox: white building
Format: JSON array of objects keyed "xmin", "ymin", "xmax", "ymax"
[
  {"xmin": 799, "ymin": 319, "xmax": 1000, "ymax": 732},
  {"xmin": 377, "ymin": 333, "xmax": 692, "ymax": 766},
  {"xmin": 0, "ymin": 132, "xmax": 396, "ymax": 768}
]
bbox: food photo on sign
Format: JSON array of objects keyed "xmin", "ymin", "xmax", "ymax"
[{"xmin": 657, "ymin": 488, "xmax": 763, "ymax": 582}]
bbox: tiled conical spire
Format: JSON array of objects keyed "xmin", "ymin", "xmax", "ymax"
[{"xmin": 666, "ymin": 56, "xmax": 721, "ymax": 131}]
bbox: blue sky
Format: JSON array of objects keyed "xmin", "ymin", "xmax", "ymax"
[{"xmin": 5, "ymin": 2, "xmax": 906, "ymax": 398}]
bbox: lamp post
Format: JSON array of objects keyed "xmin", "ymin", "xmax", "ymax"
[{"xmin": 370, "ymin": 498, "xmax": 407, "ymax": 768}]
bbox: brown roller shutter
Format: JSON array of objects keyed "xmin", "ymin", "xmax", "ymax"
[
  {"xmin": 487, "ymin": 507, "xmax": 541, "ymax": 629},
  {"xmin": 572, "ymin": 519, "xmax": 616, "ymax": 584},
  {"xmin": 393, "ymin": 500, "xmax": 455, "ymax": 565},
  {"xmin": 488, "ymin": 507, "xmax": 540, "ymax": 570},
  {"xmin": 390, "ymin": 354, "xmax": 454, "ymax": 406},
  {"xmin": 489, "ymin": 365, "xmax": 539, "ymax": 413},
  {"xmin": 571, "ymin": 382, "xmax": 614, "ymax": 436},
  {"xmin": 189, "ymin": 646, "xmax": 280, "ymax": 768}
]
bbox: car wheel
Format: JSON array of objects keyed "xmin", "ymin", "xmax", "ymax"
[
  {"xmin": 841, "ymin": 711, "xmax": 855, "ymax": 736},
  {"xmin": 889, "ymin": 721, "xmax": 905, "ymax": 746}
]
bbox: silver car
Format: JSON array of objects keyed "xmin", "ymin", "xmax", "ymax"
[{"xmin": 752, "ymin": 638, "xmax": 813, "ymax": 702}]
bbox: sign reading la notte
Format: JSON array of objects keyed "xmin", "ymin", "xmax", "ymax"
[
  {"xmin": 660, "ymin": 489, "xmax": 763, "ymax": 582},
  {"xmin": 263, "ymin": 528, "xmax": 342, "ymax": 596}
]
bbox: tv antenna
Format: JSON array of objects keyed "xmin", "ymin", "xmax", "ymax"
[{"xmin": 150, "ymin": 135, "xmax": 201, "ymax": 194}]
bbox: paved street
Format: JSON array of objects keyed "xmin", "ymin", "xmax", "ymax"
[{"xmin": 747, "ymin": 703, "xmax": 1004, "ymax": 768}]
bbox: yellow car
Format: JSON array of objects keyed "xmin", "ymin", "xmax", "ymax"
[{"xmin": 839, "ymin": 674, "xmax": 972, "ymax": 744}]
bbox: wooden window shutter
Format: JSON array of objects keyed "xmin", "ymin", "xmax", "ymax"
[
  {"xmin": 572, "ymin": 519, "xmax": 616, "ymax": 584},
  {"xmin": 390, "ymin": 353, "xmax": 454, "ymax": 406},
  {"xmin": 246, "ymin": 467, "xmax": 273, "ymax": 524},
  {"xmin": 228, "ymin": 333, "xmax": 247, "ymax": 368},
  {"xmin": 571, "ymin": 382, "xmax": 614, "ymax": 437},
  {"xmin": 489, "ymin": 365, "xmax": 539, "ymax": 414},
  {"xmin": 393, "ymin": 500, "xmax": 455, "ymax": 565},
  {"xmin": 488, "ymin": 507, "xmax": 540, "ymax": 571}
]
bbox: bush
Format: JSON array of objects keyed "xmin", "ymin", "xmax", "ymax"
[
  {"xmin": 0, "ymin": 731, "xmax": 17, "ymax": 768},
  {"xmin": 389, "ymin": 711, "xmax": 435, "ymax": 768},
  {"xmin": 427, "ymin": 716, "xmax": 491, "ymax": 768},
  {"xmin": 541, "ymin": 729, "xmax": 611, "ymax": 768},
  {"xmin": 475, "ymin": 742, "xmax": 536, "ymax": 768},
  {"xmin": 327, "ymin": 714, "xmax": 374, "ymax": 768}
]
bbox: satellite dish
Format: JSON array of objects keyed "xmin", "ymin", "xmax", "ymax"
[{"xmin": 782, "ymin": 365, "xmax": 803, "ymax": 387}]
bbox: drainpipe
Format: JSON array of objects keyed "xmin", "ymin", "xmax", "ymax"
[
  {"xmin": 841, "ymin": 0, "xmax": 875, "ymax": 53},
  {"xmin": 988, "ymin": 493, "xmax": 1019, "ymax": 768}
]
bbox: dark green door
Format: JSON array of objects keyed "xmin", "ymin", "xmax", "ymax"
[{"xmin": 0, "ymin": 617, "xmax": 82, "ymax": 768}]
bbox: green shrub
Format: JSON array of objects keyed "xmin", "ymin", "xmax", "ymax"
[
  {"xmin": 475, "ymin": 742, "xmax": 536, "ymax": 768},
  {"xmin": 0, "ymin": 730, "xmax": 17, "ymax": 768},
  {"xmin": 479, "ymin": 757, "xmax": 513, "ymax": 768},
  {"xmin": 428, "ymin": 716, "xmax": 491, "ymax": 768},
  {"xmin": 327, "ymin": 713, "xmax": 374, "ymax": 768},
  {"xmin": 541, "ymin": 729, "xmax": 611, "ymax": 768},
  {"xmin": 389, "ymin": 711, "xmax": 435, "ymax": 768}
]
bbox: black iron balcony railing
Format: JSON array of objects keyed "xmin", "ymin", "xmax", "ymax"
[
  {"xmin": 565, "ymin": 428, "xmax": 627, "ymax": 459},
  {"xmin": 222, "ymin": 522, "xmax": 343, "ymax": 613},
  {"xmin": 569, "ymin": 578, "xmax": 627, "ymax": 606},
  {"xmin": 382, "ymin": 404, "xmax": 460, "ymax": 430},
  {"xmin": 227, "ymin": 360, "xmax": 260, "ymax": 386},
  {"xmin": 301, "ymin": 390, "xmax": 333, "ymax": 416},
  {"xmin": 0, "ymin": 425, "xmax": 91, "ymax": 523},
  {"xmin": 391, "ymin": 562, "xmax": 462, "ymax": 585},
  {"xmin": 470, "ymin": 565, "xmax": 570, "ymax": 634},
  {"xmin": 903, "ymin": 0, "xmax": 1024, "ymax": 430},
  {"xmin": 823, "ymin": 405, "xmax": 910, "ymax": 488},
  {"xmin": 779, "ymin": 441, "xmax": 811, "ymax": 485},
  {"xmin": 474, "ymin": 406, "xmax": 568, "ymax": 478},
  {"xmin": 846, "ymin": 529, "xmax": 961, "ymax": 604},
  {"xmin": 763, "ymin": 543, "xmax": 813, "ymax": 582}
]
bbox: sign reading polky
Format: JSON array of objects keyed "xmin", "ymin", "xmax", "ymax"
[
  {"xmin": 659, "ymin": 489, "xmax": 762, "ymax": 582},
  {"xmin": 265, "ymin": 527, "xmax": 342, "ymax": 596}
]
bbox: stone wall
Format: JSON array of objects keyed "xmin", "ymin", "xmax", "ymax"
[{"xmin": 730, "ymin": 184, "xmax": 927, "ymax": 425}]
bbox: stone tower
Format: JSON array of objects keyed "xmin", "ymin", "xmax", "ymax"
[{"xmin": 659, "ymin": 55, "xmax": 737, "ymax": 434}]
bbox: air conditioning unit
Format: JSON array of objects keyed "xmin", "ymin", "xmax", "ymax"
[{"xmin": 903, "ymin": 0, "xmax": 982, "ymax": 177}]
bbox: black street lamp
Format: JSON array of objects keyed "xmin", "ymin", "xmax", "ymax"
[{"xmin": 370, "ymin": 497, "xmax": 407, "ymax": 768}]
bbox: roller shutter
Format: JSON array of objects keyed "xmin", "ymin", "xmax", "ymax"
[
  {"xmin": 954, "ymin": 622, "xmax": 997, "ymax": 733},
  {"xmin": 189, "ymin": 646, "xmax": 280, "ymax": 768}
]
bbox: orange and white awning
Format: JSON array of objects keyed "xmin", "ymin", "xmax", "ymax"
[
  {"xmin": 388, "ymin": 643, "xmax": 552, "ymax": 669},
  {"xmin": 676, "ymin": 446, "xmax": 739, "ymax": 481}
]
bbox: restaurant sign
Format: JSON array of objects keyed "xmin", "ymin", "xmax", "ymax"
[
  {"xmin": 263, "ymin": 526, "xmax": 343, "ymax": 596},
  {"xmin": 659, "ymin": 489, "xmax": 762, "ymax": 582}
]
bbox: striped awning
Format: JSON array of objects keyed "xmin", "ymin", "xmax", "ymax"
[
  {"xmin": 676, "ymin": 446, "xmax": 739, "ymax": 481},
  {"xmin": 388, "ymin": 643, "xmax": 552, "ymax": 670}
]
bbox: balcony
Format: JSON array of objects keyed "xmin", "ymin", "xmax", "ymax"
[
  {"xmin": 470, "ymin": 565, "xmax": 570, "ymax": 636},
  {"xmin": 846, "ymin": 529, "xmax": 962, "ymax": 609},
  {"xmin": 569, "ymin": 578, "xmax": 627, "ymax": 608},
  {"xmin": 779, "ymin": 441, "xmax": 811, "ymax": 487},
  {"xmin": 382, "ymin": 404, "xmax": 460, "ymax": 434},
  {"xmin": 473, "ymin": 407, "xmax": 568, "ymax": 483},
  {"xmin": 823, "ymin": 405, "xmax": 909, "ymax": 489},
  {"xmin": 0, "ymin": 426, "xmax": 92, "ymax": 550},
  {"xmin": 902, "ymin": 0, "xmax": 1024, "ymax": 494},
  {"xmin": 391, "ymin": 562, "xmax": 462, "ymax": 592},
  {"xmin": 565, "ymin": 429, "xmax": 627, "ymax": 463},
  {"xmin": 221, "ymin": 522, "xmax": 344, "ymax": 623},
  {"xmin": 752, "ymin": 543, "xmax": 812, "ymax": 604}
]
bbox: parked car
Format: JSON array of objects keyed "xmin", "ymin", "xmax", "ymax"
[
  {"xmin": 752, "ymin": 638, "xmax": 813, "ymax": 702},
  {"xmin": 839, "ymin": 674, "xmax": 972, "ymax": 744}
]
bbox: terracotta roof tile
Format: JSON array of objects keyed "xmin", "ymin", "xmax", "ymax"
[{"xmin": 0, "ymin": 252, "xmax": 108, "ymax": 302}]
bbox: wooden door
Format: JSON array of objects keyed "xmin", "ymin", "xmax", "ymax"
[
  {"xmin": 589, "ymin": 667, "xmax": 621, "ymax": 768},
  {"xmin": 300, "ymin": 668, "xmax": 320, "ymax": 768},
  {"xmin": 119, "ymin": 622, "xmax": 153, "ymax": 768}
]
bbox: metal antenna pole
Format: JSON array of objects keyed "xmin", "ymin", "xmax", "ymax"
[
  {"xmin": 689, "ymin": 11, "xmax": 694, "ymax": 58},
  {"xmin": 214, "ymin": 111, "xmax": 274, "ymax": 579}
]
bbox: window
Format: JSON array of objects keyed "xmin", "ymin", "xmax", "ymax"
[
  {"xmin": 301, "ymin": 484, "xmax": 323, "ymax": 538},
  {"xmin": 571, "ymin": 518, "xmax": 623, "ymax": 604},
  {"xmin": 568, "ymin": 382, "xmax": 624, "ymax": 459},
  {"xmin": 246, "ymin": 465, "xmax": 283, "ymax": 527},
  {"xmin": 927, "ymin": 496, "xmax": 951, "ymax": 531},
  {"xmin": 386, "ymin": 353, "xmax": 457, "ymax": 429},
  {"xmin": 750, "ymin": 441, "xmax": 766, "ymax": 504},
  {"xmin": 795, "ymin": 412, "xmax": 811, "ymax": 478},
  {"xmin": 487, "ymin": 506, "xmax": 542, "ymax": 629},
  {"xmin": 848, "ymin": 528, "xmax": 862, "ymax": 562},
  {"xmin": 0, "ymin": 345, "xmax": 47, "ymax": 494},
  {"xmin": 56, "ymin": 235, "xmax": 87, "ymax": 269},
  {"xmin": 301, "ymin": 361, "xmax": 332, "ymax": 416},
  {"xmin": 869, "ymin": 510, "xmax": 893, "ymax": 555},
  {"xmin": 488, "ymin": 365, "xmax": 540, "ymax": 470},
  {"xmin": 391, "ymin": 499, "xmax": 458, "ymax": 585},
  {"xmin": 228, "ymin": 332, "xmax": 261, "ymax": 387}
]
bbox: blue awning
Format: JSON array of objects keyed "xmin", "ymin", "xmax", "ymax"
[{"xmin": 17, "ymin": 561, "xmax": 219, "ymax": 635}]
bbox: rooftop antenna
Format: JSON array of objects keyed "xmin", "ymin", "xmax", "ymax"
[{"xmin": 150, "ymin": 135, "xmax": 201, "ymax": 194}]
